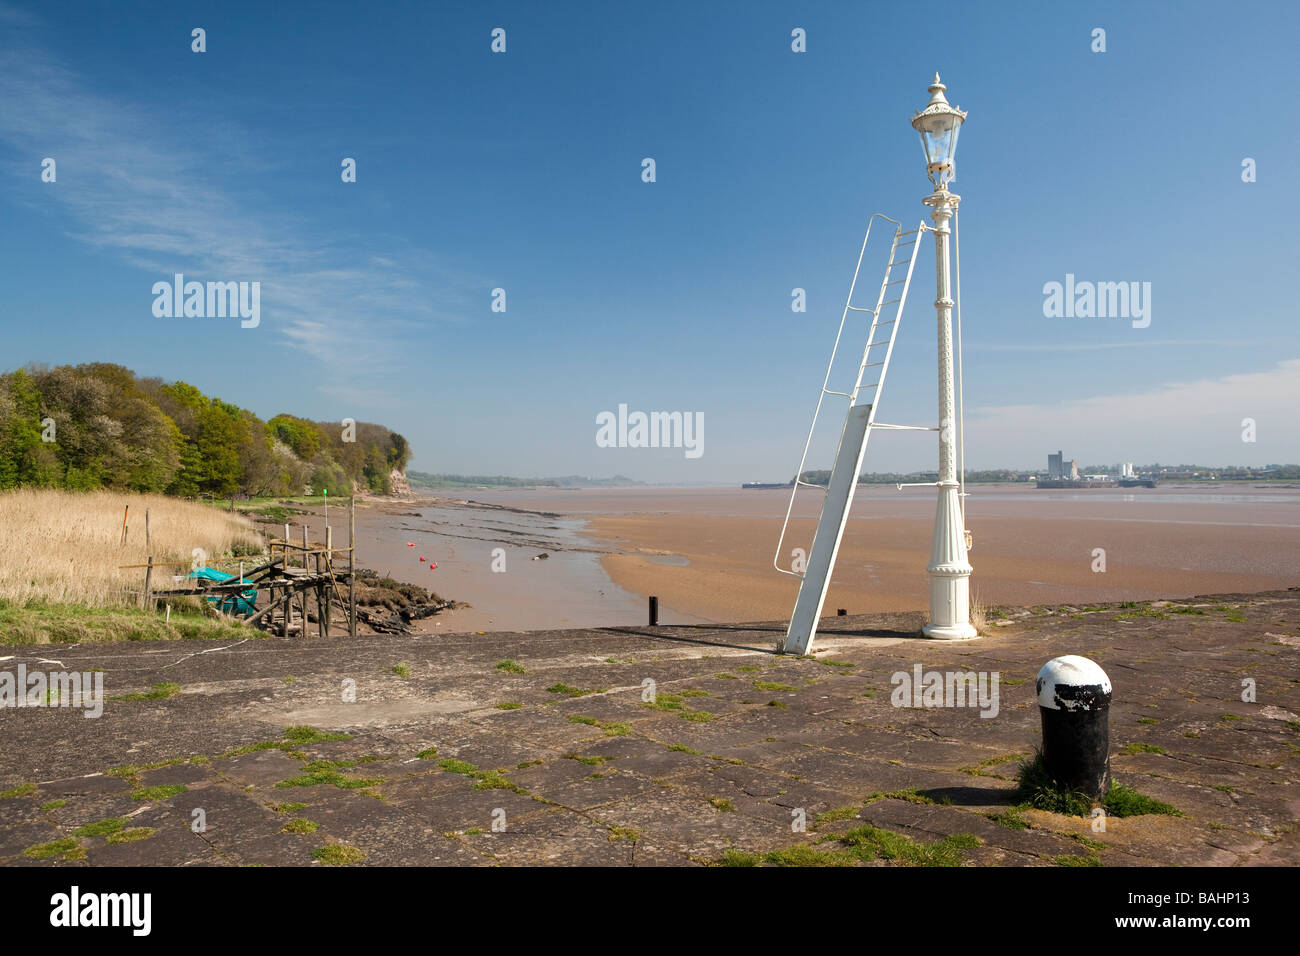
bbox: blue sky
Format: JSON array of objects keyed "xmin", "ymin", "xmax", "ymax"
[{"xmin": 1, "ymin": 0, "xmax": 1296, "ymax": 482}]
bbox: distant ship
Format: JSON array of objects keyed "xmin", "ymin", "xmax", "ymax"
[
  {"xmin": 742, "ymin": 481, "xmax": 794, "ymax": 490},
  {"xmin": 1035, "ymin": 476, "xmax": 1157, "ymax": 489}
]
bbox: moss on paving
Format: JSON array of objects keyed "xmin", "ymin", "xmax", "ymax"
[
  {"xmin": 282, "ymin": 725, "xmax": 352, "ymax": 744},
  {"xmin": 717, "ymin": 826, "xmax": 979, "ymax": 867},
  {"xmin": 1120, "ymin": 742, "xmax": 1167, "ymax": 755},
  {"xmin": 0, "ymin": 782, "xmax": 37, "ymax": 799},
  {"xmin": 23, "ymin": 837, "xmax": 87, "ymax": 861},
  {"xmin": 495, "ymin": 659, "xmax": 527, "ymax": 674},
  {"xmin": 73, "ymin": 817, "xmax": 128, "ymax": 837},
  {"xmin": 607, "ymin": 826, "xmax": 641, "ymax": 843},
  {"xmin": 987, "ymin": 807, "xmax": 1031, "ymax": 830},
  {"xmin": 110, "ymin": 681, "xmax": 181, "ymax": 702},
  {"xmin": 131, "ymin": 784, "xmax": 188, "ymax": 801},
  {"xmin": 276, "ymin": 770, "xmax": 382, "ymax": 790},
  {"xmin": 312, "ymin": 844, "xmax": 364, "ymax": 865},
  {"xmin": 436, "ymin": 758, "xmax": 527, "ymax": 793},
  {"xmin": 815, "ymin": 805, "xmax": 862, "ymax": 828},
  {"xmin": 107, "ymin": 827, "xmax": 157, "ymax": 844}
]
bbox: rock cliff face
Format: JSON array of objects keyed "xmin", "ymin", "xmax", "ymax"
[{"xmin": 388, "ymin": 468, "xmax": 412, "ymax": 497}]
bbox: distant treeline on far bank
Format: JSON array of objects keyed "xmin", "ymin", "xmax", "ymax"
[{"xmin": 0, "ymin": 363, "xmax": 410, "ymax": 498}]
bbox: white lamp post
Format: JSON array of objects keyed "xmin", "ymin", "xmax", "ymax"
[{"xmin": 912, "ymin": 74, "xmax": 977, "ymax": 640}]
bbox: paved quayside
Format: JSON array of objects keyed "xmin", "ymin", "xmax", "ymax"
[{"xmin": 1, "ymin": 590, "xmax": 1297, "ymax": 866}]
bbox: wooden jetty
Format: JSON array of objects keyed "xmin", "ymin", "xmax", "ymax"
[{"xmin": 125, "ymin": 496, "xmax": 360, "ymax": 637}]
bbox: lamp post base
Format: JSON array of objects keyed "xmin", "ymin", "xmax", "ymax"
[
  {"xmin": 924, "ymin": 480, "xmax": 978, "ymax": 641},
  {"xmin": 922, "ymin": 621, "xmax": 980, "ymax": 641}
]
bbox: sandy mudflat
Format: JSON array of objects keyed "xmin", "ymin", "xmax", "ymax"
[
  {"xmin": 465, "ymin": 485, "xmax": 1300, "ymax": 625},
  {"xmin": 330, "ymin": 485, "xmax": 1300, "ymax": 630},
  {"xmin": 344, "ymin": 495, "xmax": 707, "ymax": 633}
]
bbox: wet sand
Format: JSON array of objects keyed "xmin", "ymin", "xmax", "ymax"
[
  {"xmin": 457, "ymin": 485, "xmax": 1300, "ymax": 625},
  {"xmin": 348, "ymin": 497, "xmax": 708, "ymax": 633}
]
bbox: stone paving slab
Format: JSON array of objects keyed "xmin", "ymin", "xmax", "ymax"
[{"xmin": 1, "ymin": 590, "xmax": 1297, "ymax": 866}]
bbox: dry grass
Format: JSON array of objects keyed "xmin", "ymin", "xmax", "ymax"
[
  {"xmin": 0, "ymin": 489, "xmax": 264, "ymax": 608},
  {"xmin": 969, "ymin": 590, "xmax": 988, "ymax": 633}
]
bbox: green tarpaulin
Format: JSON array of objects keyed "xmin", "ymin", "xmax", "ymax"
[{"xmin": 187, "ymin": 567, "xmax": 257, "ymax": 616}]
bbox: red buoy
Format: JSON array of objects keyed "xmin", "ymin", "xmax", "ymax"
[
  {"xmin": 407, "ymin": 542, "xmax": 415, "ymax": 547},
  {"xmin": 419, "ymin": 556, "xmax": 426, "ymax": 562}
]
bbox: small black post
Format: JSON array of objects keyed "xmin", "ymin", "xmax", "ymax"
[
  {"xmin": 648, "ymin": 595, "xmax": 659, "ymax": 627},
  {"xmin": 1036, "ymin": 655, "xmax": 1112, "ymax": 797},
  {"xmin": 837, "ymin": 608, "xmax": 847, "ymax": 616}
]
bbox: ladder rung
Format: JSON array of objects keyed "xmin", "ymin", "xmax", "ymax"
[
  {"xmin": 874, "ymin": 320, "xmax": 896, "ymax": 327},
  {"xmin": 872, "ymin": 423, "xmax": 937, "ymax": 431},
  {"xmin": 884, "ymin": 279, "xmax": 908, "ymax": 286},
  {"xmin": 862, "ymin": 361, "xmax": 885, "ymax": 368},
  {"xmin": 887, "ymin": 260, "xmax": 911, "ymax": 268},
  {"xmin": 880, "ymin": 298, "xmax": 901, "ymax": 306},
  {"xmin": 846, "ymin": 305, "xmax": 876, "ymax": 314},
  {"xmin": 823, "ymin": 389, "xmax": 853, "ymax": 398}
]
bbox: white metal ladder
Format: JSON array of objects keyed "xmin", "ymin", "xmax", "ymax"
[{"xmin": 773, "ymin": 214, "xmax": 927, "ymax": 654}]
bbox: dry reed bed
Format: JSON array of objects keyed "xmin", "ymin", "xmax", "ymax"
[{"xmin": 0, "ymin": 489, "xmax": 264, "ymax": 607}]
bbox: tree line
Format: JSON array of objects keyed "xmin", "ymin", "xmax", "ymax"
[{"xmin": 0, "ymin": 363, "xmax": 410, "ymax": 498}]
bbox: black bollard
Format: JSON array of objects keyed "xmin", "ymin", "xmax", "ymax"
[
  {"xmin": 1035, "ymin": 655, "xmax": 1112, "ymax": 797},
  {"xmin": 837, "ymin": 608, "xmax": 847, "ymax": 616},
  {"xmin": 648, "ymin": 595, "xmax": 658, "ymax": 627}
]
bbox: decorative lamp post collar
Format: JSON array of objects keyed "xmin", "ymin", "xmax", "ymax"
[{"xmin": 911, "ymin": 73, "xmax": 967, "ymax": 190}]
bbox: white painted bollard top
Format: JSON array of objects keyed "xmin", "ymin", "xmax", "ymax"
[{"xmin": 1036, "ymin": 655, "xmax": 1111, "ymax": 711}]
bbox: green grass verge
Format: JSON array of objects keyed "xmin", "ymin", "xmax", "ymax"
[{"xmin": 0, "ymin": 599, "xmax": 255, "ymax": 645}]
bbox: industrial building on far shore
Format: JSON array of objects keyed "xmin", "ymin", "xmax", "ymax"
[{"xmin": 1037, "ymin": 452, "xmax": 1155, "ymax": 488}]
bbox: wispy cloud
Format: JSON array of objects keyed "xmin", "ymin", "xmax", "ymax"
[
  {"xmin": 0, "ymin": 7, "xmax": 477, "ymax": 398},
  {"xmin": 968, "ymin": 339, "xmax": 1286, "ymax": 353},
  {"xmin": 966, "ymin": 358, "xmax": 1300, "ymax": 466}
]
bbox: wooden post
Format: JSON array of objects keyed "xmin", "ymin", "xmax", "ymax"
[
  {"xmin": 314, "ymin": 541, "xmax": 324, "ymax": 638},
  {"xmin": 349, "ymin": 496, "xmax": 357, "ymax": 637},
  {"xmin": 121, "ymin": 504, "xmax": 129, "ymax": 547},
  {"xmin": 141, "ymin": 508, "xmax": 153, "ymax": 611},
  {"xmin": 301, "ymin": 525, "xmax": 310, "ymax": 634},
  {"xmin": 283, "ymin": 522, "xmax": 292, "ymax": 636},
  {"xmin": 649, "ymin": 595, "xmax": 659, "ymax": 627},
  {"xmin": 325, "ymin": 527, "xmax": 334, "ymax": 636}
]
